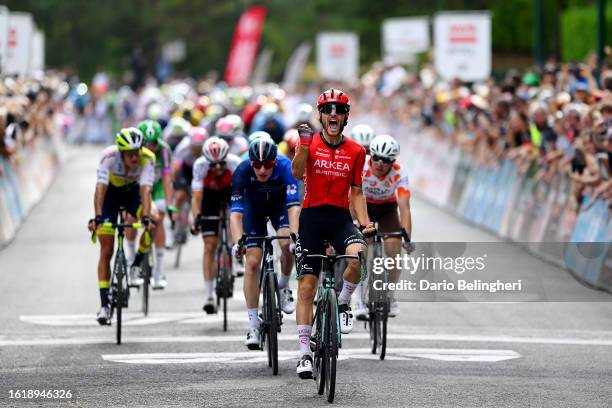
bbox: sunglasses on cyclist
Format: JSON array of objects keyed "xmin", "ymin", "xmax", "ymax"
[
  {"xmin": 211, "ymin": 161, "xmax": 227, "ymax": 168},
  {"xmin": 371, "ymin": 156, "xmax": 394, "ymax": 165},
  {"xmin": 319, "ymin": 103, "xmax": 349, "ymax": 115},
  {"xmin": 251, "ymin": 160, "xmax": 275, "ymax": 170}
]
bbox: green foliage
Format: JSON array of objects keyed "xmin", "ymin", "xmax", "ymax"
[
  {"xmin": 561, "ymin": 4, "xmax": 611, "ymax": 61},
  {"xmin": 3, "ymin": 0, "xmax": 608, "ymax": 82}
]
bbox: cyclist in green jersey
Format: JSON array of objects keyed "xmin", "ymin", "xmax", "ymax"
[{"xmin": 135, "ymin": 120, "xmax": 175, "ymax": 289}]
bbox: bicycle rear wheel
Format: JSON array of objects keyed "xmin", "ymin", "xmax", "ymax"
[
  {"xmin": 325, "ymin": 290, "xmax": 338, "ymax": 403},
  {"xmin": 174, "ymin": 241, "xmax": 183, "ymax": 269},
  {"xmin": 216, "ymin": 246, "xmax": 231, "ymax": 331},
  {"xmin": 265, "ymin": 272, "xmax": 279, "ymax": 375},
  {"xmin": 174, "ymin": 218, "xmax": 187, "ymax": 268}
]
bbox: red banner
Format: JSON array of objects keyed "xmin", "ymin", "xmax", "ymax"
[{"xmin": 224, "ymin": 6, "xmax": 267, "ymax": 86}]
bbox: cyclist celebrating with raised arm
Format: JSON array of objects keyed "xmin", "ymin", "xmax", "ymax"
[
  {"xmin": 230, "ymin": 136, "xmax": 301, "ymax": 349},
  {"xmin": 355, "ymin": 134, "xmax": 414, "ymax": 318},
  {"xmin": 291, "ymin": 89, "xmax": 375, "ymax": 379},
  {"xmin": 136, "ymin": 120, "xmax": 174, "ymax": 289},
  {"xmin": 88, "ymin": 128, "xmax": 155, "ymax": 325},
  {"xmin": 191, "ymin": 137, "xmax": 242, "ymax": 313}
]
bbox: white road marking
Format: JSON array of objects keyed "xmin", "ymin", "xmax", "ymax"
[
  {"xmin": 3, "ymin": 332, "xmax": 612, "ymax": 347},
  {"xmin": 20, "ymin": 311, "xmax": 264, "ymax": 327},
  {"xmin": 101, "ymin": 348, "xmax": 521, "ymax": 364}
]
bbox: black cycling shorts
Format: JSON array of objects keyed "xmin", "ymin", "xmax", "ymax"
[
  {"xmin": 173, "ymin": 163, "xmax": 193, "ymax": 191},
  {"xmin": 367, "ymin": 202, "xmax": 401, "ymax": 233},
  {"xmin": 200, "ymin": 187, "xmax": 232, "ymax": 237},
  {"xmin": 297, "ymin": 205, "xmax": 366, "ymax": 278},
  {"xmin": 101, "ymin": 184, "xmax": 141, "ymax": 222}
]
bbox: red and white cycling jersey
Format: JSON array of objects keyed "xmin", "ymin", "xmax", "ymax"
[
  {"xmin": 303, "ymin": 133, "xmax": 366, "ymax": 210},
  {"xmin": 362, "ymin": 158, "xmax": 410, "ymax": 204},
  {"xmin": 191, "ymin": 153, "xmax": 241, "ymax": 192}
]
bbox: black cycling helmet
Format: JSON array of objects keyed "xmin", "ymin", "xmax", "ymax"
[{"xmin": 248, "ymin": 137, "xmax": 277, "ymax": 161}]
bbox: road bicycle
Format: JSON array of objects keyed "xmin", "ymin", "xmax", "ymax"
[
  {"xmin": 297, "ymin": 239, "xmax": 366, "ymax": 403},
  {"xmin": 198, "ymin": 203, "xmax": 234, "ymax": 331},
  {"xmin": 91, "ymin": 208, "xmax": 147, "ymax": 344},
  {"xmin": 241, "ymin": 232, "xmax": 291, "ymax": 375},
  {"xmin": 364, "ymin": 228, "xmax": 409, "ymax": 360}
]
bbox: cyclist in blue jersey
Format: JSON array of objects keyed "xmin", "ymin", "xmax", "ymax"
[{"xmin": 230, "ymin": 136, "xmax": 301, "ymax": 349}]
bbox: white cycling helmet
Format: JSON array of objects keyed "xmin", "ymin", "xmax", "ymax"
[
  {"xmin": 296, "ymin": 103, "xmax": 314, "ymax": 123},
  {"xmin": 165, "ymin": 117, "xmax": 191, "ymax": 138},
  {"xmin": 248, "ymin": 130, "xmax": 274, "ymax": 144},
  {"xmin": 224, "ymin": 114, "xmax": 244, "ymax": 133},
  {"xmin": 369, "ymin": 134, "xmax": 399, "ymax": 161},
  {"xmin": 202, "ymin": 136, "xmax": 230, "ymax": 163},
  {"xmin": 351, "ymin": 124, "xmax": 375, "ymax": 148}
]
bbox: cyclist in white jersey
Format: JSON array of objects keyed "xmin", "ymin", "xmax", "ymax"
[
  {"xmin": 356, "ymin": 134, "xmax": 414, "ymax": 317},
  {"xmin": 88, "ymin": 128, "xmax": 155, "ymax": 325}
]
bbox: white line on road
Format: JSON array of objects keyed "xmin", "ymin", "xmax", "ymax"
[
  {"xmin": 19, "ymin": 311, "xmax": 261, "ymax": 327},
  {"xmin": 101, "ymin": 348, "xmax": 521, "ymax": 364},
  {"xmin": 3, "ymin": 332, "xmax": 612, "ymax": 347}
]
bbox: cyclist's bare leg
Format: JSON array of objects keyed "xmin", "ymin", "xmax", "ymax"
[
  {"xmin": 154, "ymin": 211, "xmax": 166, "ymax": 283},
  {"xmin": 296, "ymin": 274, "xmax": 318, "ymax": 324},
  {"xmin": 97, "ymin": 234, "xmax": 114, "ymax": 312},
  {"xmin": 383, "ymin": 237, "xmax": 401, "ymax": 284},
  {"xmin": 175, "ymin": 190, "xmax": 188, "ymax": 221},
  {"xmin": 155, "ymin": 211, "xmax": 165, "ymax": 249},
  {"xmin": 124, "ymin": 214, "xmax": 137, "ymax": 262},
  {"xmin": 338, "ymin": 242, "xmax": 366, "ymax": 304},
  {"xmin": 277, "ymin": 227, "xmax": 294, "ymax": 279},
  {"xmin": 243, "ymin": 247, "xmax": 263, "ymax": 309},
  {"xmin": 98, "ymin": 235, "xmax": 114, "ymax": 283},
  {"xmin": 203, "ymin": 236, "xmax": 218, "ymax": 282},
  {"xmin": 296, "ymin": 274, "xmax": 318, "ymax": 357},
  {"xmin": 202, "ymin": 235, "xmax": 218, "ymax": 301},
  {"xmin": 342, "ymin": 242, "xmax": 365, "ymax": 284}
]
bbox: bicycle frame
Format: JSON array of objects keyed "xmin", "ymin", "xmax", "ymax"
[
  {"xmin": 307, "ymin": 251, "xmax": 365, "ymax": 349},
  {"xmin": 200, "ymin": 202, "xmax": 233, "ymax": 330},
  {"xmin": 91, "ymin": 208, "xmax": 146, "ymax": 345}
]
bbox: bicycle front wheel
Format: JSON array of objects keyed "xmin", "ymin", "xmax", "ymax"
[
  {"xmin": 315, "ymin": 293, "xmax": 326, "ymax": 395},
  {"xmin": 265, "ymin": 272, "xmax": 279, "ymax": 375},
  {"xmin": 325, "ymin": 290, "xmax": 339, "ymax": 403},
  {"xmin": 380, "ymin": 302, "xmax": 388, "ymax": 360},
  {"xmin": 369, "ymin": 303, "xmax": 379, "ymax": 354},
  {"xmin": 113, "ymin": 252, "xmax": 127, "ymax": 345}
]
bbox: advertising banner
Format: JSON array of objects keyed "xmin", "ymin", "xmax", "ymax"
[
  {"xmin": 0, "ymin": 6, "xmax": 9, "ymax": 74},
  {"xmin": 224, "ymin": 6, "xmax": 267, "ymax": 86},
  {"xmin": 382, "ymin": 17, "xmax": 429, "ymax": 64},
  {"xmin": 5, "ymin": 12, "xmax": 33, "ymax": 76},
  {"xmin": 316, "ymin": 32, "xmax": 359, "ymax": 82},
  {"xmin": 29, "ymin": 29, "xmax": 44, "ymax": 72},
  {"xmin": 433, "ymin": 12, "xmax": 491, "ymax": 81}
]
